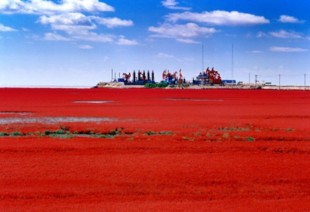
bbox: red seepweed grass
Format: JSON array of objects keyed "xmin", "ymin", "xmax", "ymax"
[{"xmin": 0, "ymin": 88, "xmax": 310, "ymax": 211}]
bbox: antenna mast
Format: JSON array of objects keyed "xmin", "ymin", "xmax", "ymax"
[
  {"xmin": 202, "ymin": 44, "xmax": 204, "ymax": 71},
  {"xmin": 231, "ymin": 44, "xmax": 234, "ymax": 79}
]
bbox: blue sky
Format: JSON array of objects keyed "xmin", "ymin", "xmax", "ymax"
[{"xmin": 0, "ymin": 0, "xmax": 309, "ymax": 86}]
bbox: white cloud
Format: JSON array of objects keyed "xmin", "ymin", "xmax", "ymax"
[
  {"xmin": 61, "ymin": 0, "xmax": 114, "ymax": 13},
  {"xmin": 78, "ymin": 45, "xmax": 93, "ymax": 49},
  {"xmin": 167, "ymin": 10, "xmax": 270, "ymax": 26},
  {"xmin": 149, "ymin": 23, "xmax": 216, "ymax": 43},
  {"xmin": 156, "ymin": 52, "xmax": 174, "ymax": 58},
  {"xmin": 92, "ymin": 17, "xmax": 133, "ymax": 28},
  {"xmin": 0, "ymin": 0, "xmax": 25, "ymax": 14},
  {"xmin": 278, "ymin": 15, "xmax": 303, "ymax": 24},
  {"xmin": 270, "ymin": 46, "xmax": 308, "ymax": 53},
  {"xmin": 161, "ymin": 0, "xmax": 190, "ymax": 11},
  {"xmin": 116, "ymin": 36, "xmax": 138, "ymax": 46},
  {"xmin": 39, "ymin": 12, "xmax": 96, "ymax": 34},
  {"xmin": 51, "ymin": 24, "xmax": 97, "ymax": 34},
  {"xmin": 0, "ymin": 23, "xmax": 17, "ymax": 32},
  {"xmin": 37, "ymin": 12, "xmax": 135, "ymax": 45},
  {"xmin": 39, "ymin": 14, "xmax": 133, "ymax": 34},
  {"xmin": 257, "ymin": 31, "xmax": 268, "ymax": 38},
  {"xmin": 43, "ymin": 32, "xmax": 71, "ymax": 41},
  {"xmin": 0, "ymin": 0, "xmax": 114, "ymax": 15},
  {"xmin": 162, "ymin": 0, "xmax": 178, "ymax": 7},
  {"xmin": 249, "ymin": 50, "xmax": 263, "ymax": 54},
  {"xmin": 176, "ymin": 38, "xmax": 198, "ymax": 44},
  {"xmin": 73, "ymin": 32, "xmax": 114, "ymax": 42},
  {"xmin": 1, "ymin": 1, "xmax": 136, "ymax": 46},
  {"xmin": 41, "ymin": 16, "xmax": 136, "ymax": 44},
  {"xmin": 39, "ymin": 13, "xmax": 89, "ymax": 25},
  {"xmin": 270, "ymin": 30, "xmax": 302, "ymax": 39}
]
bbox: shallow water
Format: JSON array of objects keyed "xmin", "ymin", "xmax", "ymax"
[
  {"xmin": 0, "ymin": 117, "xmax": 116, "ymax": 125},
  {"xmin": 73, "ymin": 100, "xmax": 112, "ymax": 104},
  {"xmin": 0, "ymin": 111, "xmax": 32, "ymax": 116},
  {"xmin": 166, "ymin": 98, "xmax": 224, "ymax": 102}
]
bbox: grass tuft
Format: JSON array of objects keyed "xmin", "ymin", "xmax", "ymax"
[
  {"xmin": 0, "ymin": 132, "xmax": 9, "ymax": 136},
  {"xmin": 10, "ymin": 132, "xmax": 23, "ymax": 136},
  {"xmin": 55, "ymin": 129, "xmax": 67, "ymax": 135},
  {"xmin": 245, "ymin": 137, "xmax": 255, "ymax": 142},
  {"xmin": 146, "ymin": 131, "xmax": 157, "ymax": 136},
  {"xmin": 159, "ymin": 131, "xmax": 173, "ymax": 135}
]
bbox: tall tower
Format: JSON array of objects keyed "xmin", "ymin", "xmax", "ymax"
[
  {"xmin": 231, "ymin": 44, "xmax": 234, "ymax": 79},
  {"xmin": 202, "ymin": 44, "xmax": 205, "ymax": 72}
]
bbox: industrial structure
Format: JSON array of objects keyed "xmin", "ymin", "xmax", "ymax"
[
  {"xmin": 192, "ymin": 67, "xmax": 236, "ymax": 85},
  {"xmin": 106, "ymin": 67, "xmax": 236, "ymax": 87},
  {"xmin": 117, "ymin": 70, "xmax": 155, "ymax": 85}
]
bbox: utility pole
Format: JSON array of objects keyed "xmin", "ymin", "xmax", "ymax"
[
  {"xmin": 232, "ymin": 44, "xmax": 234, "ymax": 79},
  {"xmin": 305, "ymin": 73, "xmax": 307, "ymax": 90},
  {"xmin": 202, "ymin": 44, "xmax": 204, "ymax": 71},
  {"xmin": 278, "ymin": 74, "xmax": 281, "ymax": 90},
  {"xmin": 255, "ymin": 74, "xmax": 258, "ymax": 85},
  {"xmin": 249, "ymin": 72, "xmax": 251, "ymax": 84},
  {"xmin": 111, "ymin": 68, "xmax": 113, "ymax": 82}
]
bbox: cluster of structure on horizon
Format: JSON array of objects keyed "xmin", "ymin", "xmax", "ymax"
[
  {"xmin": 94, "ymin": 67, "xmax": 309, "ymax": 90},
  {"xmin": 96, "ymin": 68, "xmax": 280, "ymax": 89},
  {"xmin": 119, "ymin": 70, "xmax": 156, "ymax": 85},
  {"xmin": 108, "ymin": 68, "xmax": 235, "ymax": 86}
]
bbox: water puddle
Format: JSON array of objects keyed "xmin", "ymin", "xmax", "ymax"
[
  {"xmin": 0, "ymin": 111, "xmax": 32, "ymax": 116},
  {"xmin": 166, "ymin": 98, "xmax": 224, "ymax": 102},
  {"xmin": 0, "ymin": 117, "xmax": 116, "ymax": 125},
  {"xmin": 73, "ymin": 100, "xmax": 112, "ymax": 104}
]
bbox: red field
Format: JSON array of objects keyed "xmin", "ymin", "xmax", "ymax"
[{"xmin": 0, "ymin": 88, "xmax": 310, "ymax": 211}]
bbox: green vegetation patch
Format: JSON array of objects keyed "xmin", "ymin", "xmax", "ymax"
[
  {"xmin": 10, "ymin": 132, "xmax": 24, "ymax": 136},
  {"xmin": 144, "ymin": 81, "xmax": 168, "ymax": 88},
  {"xmin": 145, "ymin": 131, "xmax": 173, "ymax": 136},
  {"xmin": 0, "ymin": 127, "xmax": 125, "ymax": 139},
  {"xmin": 0, "ymin": 132, "xmax": 9, "ymax": 136},
  {"xmin": 245, "ymin": 137, "xmax": 255, "ymax": 142}
]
